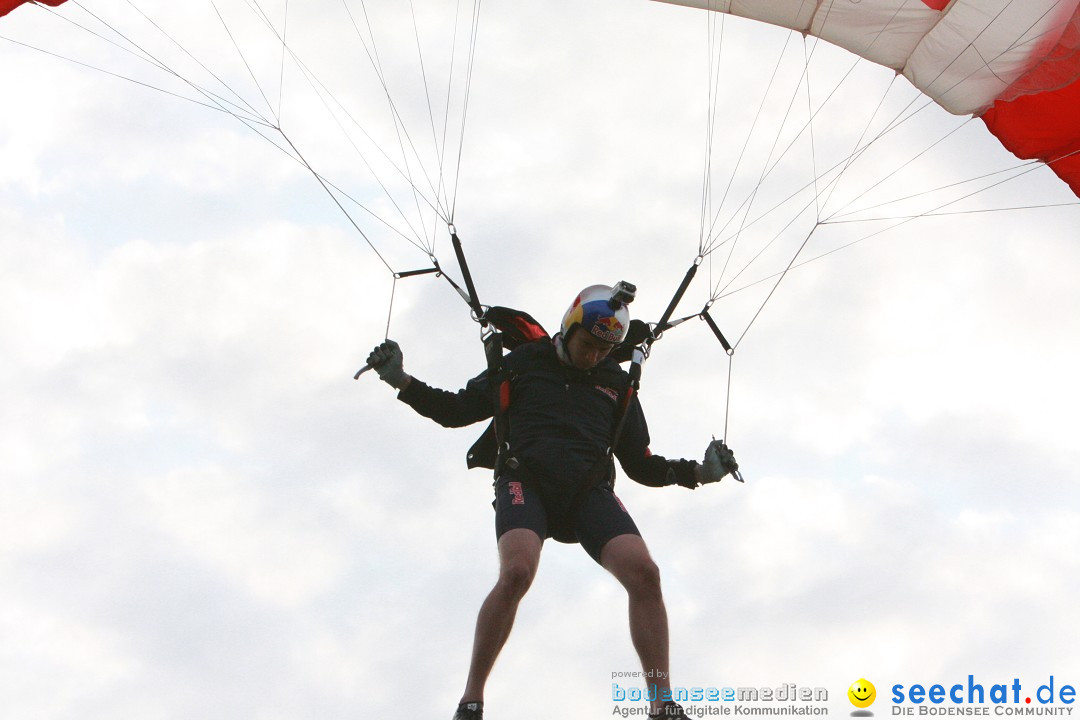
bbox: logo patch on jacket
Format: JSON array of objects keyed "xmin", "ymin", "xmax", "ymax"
[{"xmin": 595, "ymin": 385, "xmax": 619, "ymax": 403}]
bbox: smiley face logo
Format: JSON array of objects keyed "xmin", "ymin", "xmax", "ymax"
[{"xmin": 848, "ymin": 678, "xmax": 877, "ymax": 709}]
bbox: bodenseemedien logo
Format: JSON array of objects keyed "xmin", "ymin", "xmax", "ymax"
[
  {"xmin": 849, "ymin": 679, "xmax": 877, "ymax": 716},
  {"xmin": 608, "ymin": 673, "xmax": 830, "ymax": 716}
]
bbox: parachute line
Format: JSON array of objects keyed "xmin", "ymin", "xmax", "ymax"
[
  {"xmin": 823, "ymin": 118, "xmax": 976, "ymax": 223},
  {"xmin": 44, "ymin": 1, "xmax": 444, "ymax": 263},
  {"xmin": 436, "ymin": 0, "xmax": 466, "ymax": 223},
  {"xmin": 408, "ymin": 0, "xmax": 446, "ymax": 246},
  {"xmin": 346, "ymin": 0, "xmax": 442, "ymax": 249},
  {"xmin": 276, "ymin": 0, "xmax": 288, "ymax": 122},
  {"xmin": 210, "ymin": 0, "xmax": 277, "ymax": 124},
  {"xmin": 710, "ymin": 194, "xmax": 819, "ymax": 302},
  {"xmin": 703, "ymin": 27, "xmax": 851, "ymax": 268},
  {"xmin": 701, "ymin": 31, "xmax": 795, "ymax": 263},
  {"xmin": 824, "ymin": 160, "xmax": 1043, "ymax": 223},
  {"xmin": 409, "ymin": 0, "xmax": 446, "ymax": 222},
  {"xmin": 703, "ymin": 75, "xmax": 1018, "ymax": 294},
  {"xmin": 120, "ymin": 0, "xmax": 271, "ymax": 123},
  {"xmin": 703, "ymin": 26, "xmax": 836, "ymax": 304},
  {"xmin": 698, "ymin": 10, "xmax": 725, "ymax": 254},
  {"xmin": 272, "ymin": 29, "xmax": 447, "ymax": 249},
  {"xmin": 818, "ymin": 73, "xmax": 901, "ymax": 215},
  {"xmin": 0, "ymin": 33, "xmax": 267, "ymax": 125},
  {"xmin": 385, "ymin": 274, "xmax": 399, "ymax": 341},
  {"xmin": 279, "ymin": 133, "xmax": 397, "ymax": 275},
  {"xmin": 51, "ymin": 1, "xmax": 273, "ymax": 125},
  {"xmin": 281, "ymin": 43, "xmax": 435, "ymax": 253},
  {"xmin": 731, "ymin": 224, "xmax": 820, "ymax": 350},
  {"xmin": 712, "ymin": 158, "xmax": 1067, "ymax": 307},
  {"xmin": 448, "ymin": 0, "xmax": 483, "ymax": 223},
  {"xmin": 723, "ymin": 349, "xmax": 734, "ymax": 447},
  {"xmin": 824, "ymin": 201, "xmax": 1080, "ymax": 223},
  {"xmin": 803, "ymin": 35, "xmax": 822, "ymax": 222}
]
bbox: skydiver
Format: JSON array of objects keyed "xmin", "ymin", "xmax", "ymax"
[{"xmin": 366, "ymin": 284, "xmax": 740, "ymax": 720}]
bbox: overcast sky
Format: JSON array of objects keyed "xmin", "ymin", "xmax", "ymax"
[{"xmin": 2, "ymin": 1, "xmax": 1079, "ymax": 718}]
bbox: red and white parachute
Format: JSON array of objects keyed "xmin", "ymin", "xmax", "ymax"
[
  {"xmin": 654, "ymin": 0, "xmax": 1080, "ymax": 196},
  {"xmin": 0, "ymin": 0, "xmax": 66, "ymax": 18}
]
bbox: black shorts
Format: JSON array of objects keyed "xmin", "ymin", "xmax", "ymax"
[{"xmin": 493, "ymin": 475, "xmax": 641, "ymax": 563}]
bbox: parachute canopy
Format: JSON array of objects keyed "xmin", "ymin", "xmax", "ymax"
[
  {"xmin": 0, "ymin": 0, "xmax": 67, "ymax": 18},
  {"xmin": 653, "ymin": 0, "xmax": 1080, "ymax": 196}
]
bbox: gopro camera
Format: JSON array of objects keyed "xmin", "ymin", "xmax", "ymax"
[{"xmin": 609, "ymin": 280, "xmax": 637, "ymax": 309}]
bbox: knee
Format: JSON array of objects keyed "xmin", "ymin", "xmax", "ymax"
[
  {"xmin": 625, "ymin": 558, "xmax": 662, "ymax": 599},
  {"xmin": 497, "ymin": 559, "xmax": 537, "ymax": 599}
]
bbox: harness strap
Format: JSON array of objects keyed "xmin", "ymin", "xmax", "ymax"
[
  {"xmin": 701, "ymin": 307, "xmax": 734, "ymax": 354},
  {"xmin": 607, "ymin": 346, "xmax": 645, "ymax": 462},
  {"xmin": 654, "ymin": 257, "xmax": 702, "ymax": 335},
  {"xmin": 482, "ymin": 331, "xmax": 509, "ymax": 476},
  {"xmin": 450, "ymin": 226, "xmax": 486, "ymax": 324}
]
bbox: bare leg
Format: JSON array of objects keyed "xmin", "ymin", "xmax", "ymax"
[
  {"xmin": 601, "ymin": 533, "xmax": 671, "ymax": 714},
  {"xmin": 459, "ymin": 528, "xmax": 543, "ymax": 705}
]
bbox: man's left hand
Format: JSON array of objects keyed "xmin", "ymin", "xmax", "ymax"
[{"xmin": 697, "ymin": 439, "xmax": 740, "ymax": 485}]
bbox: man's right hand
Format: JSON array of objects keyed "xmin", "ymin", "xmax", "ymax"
[{"xmin": 366, "ymin": 340, "xmax": 410, "ymax": 390}]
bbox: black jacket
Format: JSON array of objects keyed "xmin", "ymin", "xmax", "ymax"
[{"xmin": 397, "ymin": 340, "xmax": 698, "ymax": 495}]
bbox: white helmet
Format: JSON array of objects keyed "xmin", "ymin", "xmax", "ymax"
[{"xmin": 560, "ymin": 283, "xmax": 634, "ymax": 345}]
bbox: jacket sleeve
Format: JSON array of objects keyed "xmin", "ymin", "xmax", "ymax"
[
  {"xmin": 614, "ymin": 395, "xmax": 699, "ymax": 489},
  {"xmin": 396, "ymin": 371, "xmax": 494, "ymax": 428}
]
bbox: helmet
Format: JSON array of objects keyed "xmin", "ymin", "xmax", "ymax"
[{"xmin": 560, "ymin": 284, "xmax": 631, "ymax": 345}]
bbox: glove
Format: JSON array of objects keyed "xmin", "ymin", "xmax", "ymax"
[
  {"xmin": 366, "ymin": 340, "xmax": 410, "ymax": 390},
  {"xmin": 698, "ymin": 439, "xmax": 739, "ymax": 485}
]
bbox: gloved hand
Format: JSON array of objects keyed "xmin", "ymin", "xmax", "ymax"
[
  {"xmin": 697, "ymin": 439, "xmax": 740, "ymax": 485},
  {"xmin": 366, "ymin": 339, "xmax": 410, "ymax": 390}
]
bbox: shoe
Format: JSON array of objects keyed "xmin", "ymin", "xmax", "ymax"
[
  {"xmin": 453, "ymin": 701, "xmax": 483, "ymax": 720},
  {"xmin": 650, "ymin": 702, "xmax": 689, "ymax": 719}
]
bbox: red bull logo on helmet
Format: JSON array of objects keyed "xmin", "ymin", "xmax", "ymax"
[{"xmin": 590, "ymin": 314, "xmax": 625, "ymax": 343}]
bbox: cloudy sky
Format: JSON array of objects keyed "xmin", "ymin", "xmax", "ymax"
[{"xmin": 2, "ymin": 1, "xmax": 1078, "ymax": 718}]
